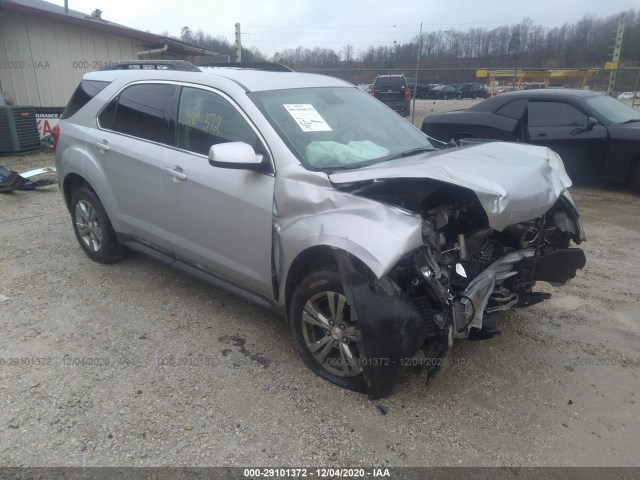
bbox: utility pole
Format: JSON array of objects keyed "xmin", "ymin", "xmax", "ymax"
[
  {"xmin": 235, "ymin": 23, "xmax": 242, "ymax": 63},
  {"xmin": 607, "ymin": 14, "xmax": 625, "ymax": 96},
  {"xmin": 411, "ymin": 22, "xmax": 423, "ymax": 125}
]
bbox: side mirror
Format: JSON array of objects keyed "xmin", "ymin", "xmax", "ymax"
[
  {"xmin": 208, "ymin": 142, "xmax": 268, "ymax": 171},
  {"xmin": 570, "ymin": 117, "xmax": 599, "ymax": 136}
]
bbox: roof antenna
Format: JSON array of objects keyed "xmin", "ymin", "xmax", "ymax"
[{"xmin": 64, "ymin": 0, "xmax": 68, "ymax": 13}]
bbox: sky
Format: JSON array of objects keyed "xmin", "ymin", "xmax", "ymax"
[{"xmin": 50, "ymin": 0, "xmax": 638, "ymax": 57}]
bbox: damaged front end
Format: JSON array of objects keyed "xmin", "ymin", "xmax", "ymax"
[{"xmin": 332, "ymin": 179, "xmax": 585, "ymax": 399}]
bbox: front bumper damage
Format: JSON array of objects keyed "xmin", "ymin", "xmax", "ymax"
[
  {"xmin": 276, "ymin": 143, "xmax": 586, "ymax": 398},
  {"xmin": 335, "ymin": 245, "xmax": 586, "ymax": 399}
]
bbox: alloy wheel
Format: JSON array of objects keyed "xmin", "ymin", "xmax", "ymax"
[
  {"xmin": 301, "ymin": 291, "xmax": 362, "ymax": 378},
  {"xmin": 75, "ymin": 199, "xmax": 103, "ymax": 252}
]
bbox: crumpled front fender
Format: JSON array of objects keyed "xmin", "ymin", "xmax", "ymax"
[
  {"xmin": 333, "ymin": 250, "xmax": 427, "ymax": 399},
  {"xmin": 274, "ymin": 168, "xmax": 423, "ymax": 302}
]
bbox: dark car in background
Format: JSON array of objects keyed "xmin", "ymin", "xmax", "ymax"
[
  {"xmin": 428, "ymin": 84, "xmax": 462, "ymax": 100},
  {"xmin": 415, "ymin": 83, "xmax": 432, "ymax": 99},
  {"xmin": 460, "ymin": 83, "xmax": 488, "ymax": 99},
  {"xmin": 370, "ymin": 74, "xmax": 411, "ymax": 116},
  {"xmin": 421, "ymin": 89, "xmax": 640, "ymax": 190}
]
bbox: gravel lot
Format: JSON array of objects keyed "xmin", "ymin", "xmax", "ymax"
[{"xmin": 1, "ymin": 100, "xmax": 639, "ymax": 467}]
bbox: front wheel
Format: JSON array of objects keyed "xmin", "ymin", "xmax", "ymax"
[
  {"xmin": 289, "ymin": 269, "xmax": 365, "ymax": 392},
  {"xmin": 70, "ymin": 186, "xmax": 127, "ymax": 263}
]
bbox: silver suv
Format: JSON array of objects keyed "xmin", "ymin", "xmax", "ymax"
[{"xmin": 56, "ymin": 61, "xmax": 586, "ymax": 398}]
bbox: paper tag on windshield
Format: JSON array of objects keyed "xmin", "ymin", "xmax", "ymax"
[{"xmin": 283, "ymin": 104, "xmax": 332, "ymax": 132}]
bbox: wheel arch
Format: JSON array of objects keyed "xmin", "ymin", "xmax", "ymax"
[
  {"xmin": 284, "ymin": 246, "xmax": 370, "ymax": 317},
  {"xmin": 62, "ymin": 173, "xmax": 93, "ymax": 211}
]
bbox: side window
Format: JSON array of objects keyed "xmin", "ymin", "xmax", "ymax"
[
  {"xmin": 527, "ymin": 101, "xmax": 587, "ymax": 127},
  {"xmin": 176, "ymin": 87, "xmax": 259, "ymax": 156},
  {"xmin": 113, "ymin": 84, "xmax": 175, "ymax": 143},
  {"xmin": 98, "ymin": 98, "xmax": 117, "ymax": 130},
  {"xmin": 495, "ymin": 99, "xmax": 527, "ymax": 120}
]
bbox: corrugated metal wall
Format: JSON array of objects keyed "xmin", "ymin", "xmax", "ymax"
[{"xmin": 0, "ymin": 10, "xmax": 143, "ymax": 107}]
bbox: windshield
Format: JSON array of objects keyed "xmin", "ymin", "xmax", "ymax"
[
  {"xmin": 249, "ymin": 87, "xmax": 434, "ymax": 170},
  {"xmin": 585, "ymin": 95, "xmax": 640, "ymax": 124}
]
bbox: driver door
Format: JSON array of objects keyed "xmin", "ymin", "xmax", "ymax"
[
  {"xmin": 163, "ymin": 86, "xmax": 275, "ymax": 298},
  {"xmin": 526, "ymin": 100, "xmax": 608, "ymax": 181}
]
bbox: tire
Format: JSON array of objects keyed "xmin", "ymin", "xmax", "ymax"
[
  {"xmin": 289, "ymin": 269, "xmax": 366, "ymax": 392},
  {"xmin": 70, "ymin": 185, "xmax": 126, "ymax": 263}
]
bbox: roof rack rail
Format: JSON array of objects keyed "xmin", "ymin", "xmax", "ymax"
[
  {"xmin": 99, "ymin": 60, "xmax": 201, "ymax": 72},
  {"xmin": 202, "ymin": 62, "xmax": 293, "ymax": 72}
]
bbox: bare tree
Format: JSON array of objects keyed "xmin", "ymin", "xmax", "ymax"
[{"xmin": 342, "ymin": 44, "xmax": 355, "ymax": 62}]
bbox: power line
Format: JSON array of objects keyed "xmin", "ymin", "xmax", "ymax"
[{"xmin": 244, "ymin": 18, "xmax": 587, "ymax": 30}]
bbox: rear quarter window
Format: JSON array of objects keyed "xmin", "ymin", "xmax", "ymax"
[
  {"xmin": 494, "ymin": 99, "xmax": 528, "ymax": 119},
  {"xmin": 61, "ymin": 80, "xmax": 110, "ymax": 119}
]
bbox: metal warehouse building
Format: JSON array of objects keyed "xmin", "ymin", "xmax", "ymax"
[{"xmin": 0, "ymin": 0, "xmax": 220, "ymax": 108}]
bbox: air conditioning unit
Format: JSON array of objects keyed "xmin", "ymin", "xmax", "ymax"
[{"xmin": 0, "ymin": 107, "xmax": 41, "ymax": 153}]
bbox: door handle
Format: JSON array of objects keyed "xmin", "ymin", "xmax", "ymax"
[
  {"xmin": 165, "ymin": 166, "xmax": 187, "ymax": 182},
  {"xmin": 537, "ymin": 132, "xmax": 548, "ymax": 137},
  {"xmin": 95, "ymin": 140, "xmax": 110, "ymax": 151}
]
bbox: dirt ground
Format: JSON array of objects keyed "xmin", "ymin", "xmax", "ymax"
[{"xmin": 1, "ymin": 102, "xmax": 639, "ymax": 467}]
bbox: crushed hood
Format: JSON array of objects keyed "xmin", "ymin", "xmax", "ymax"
[{"xmin": 329, "ymin": 142, "xmax": 571, "ymax": 231}]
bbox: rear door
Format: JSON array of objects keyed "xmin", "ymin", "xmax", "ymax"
[
  {"xmin": 86, "ymin": 82, "xmax": 177, "ymax": 251},
  {"xmin": 163, "ymin": 86, "xmax": 275, "ymax": 297},
  {"xmin": 526, "ymin": 100, "xmax": 608, "ymax": 181}
]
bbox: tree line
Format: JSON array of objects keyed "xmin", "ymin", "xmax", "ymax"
[{"xmin": 178, "ymin": 10, "xmax": 639, "ymax": 70}]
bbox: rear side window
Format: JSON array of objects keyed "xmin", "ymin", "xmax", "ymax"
[
  {"xmin": 113, "ymin": 84, "xmax": 176, "ymax": 143},
  {"xmin": 61, "ymin": 80, "xmax": 110, "ymax": 119}
]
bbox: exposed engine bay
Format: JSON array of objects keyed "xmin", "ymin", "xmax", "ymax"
[{"xmin": 332, "ymin": 178, "xmax": 586, "ymax": 398}]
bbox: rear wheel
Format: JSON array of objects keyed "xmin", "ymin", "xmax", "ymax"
[
  {"xmin": 289, "ymin": 269, "xmax": 365, "ymax": 392},
  {"xmin": 70, "ymin": 186, "xmax": 126, "ymax": 263}
]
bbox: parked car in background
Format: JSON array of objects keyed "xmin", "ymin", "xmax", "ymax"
[
  {"xmin": 415, "ymin": 83, "xmax": 432, "ymax": 99},
  {"xmin": 460, "ymin": 83, "xmax": 488, "ymax": 99},
  {"xmin": 494, "ymin": 86, "xmax": 517, "ymax": 95},
  {"xmin": 428, "ymin": 84, "xmax": 462, "ymax": 100},
  {"xmin": 370, "ymin": 74, "xmax": 411, "ymax": 116},
  {"xmin": 421, "ymin": 89, "xmax": 640, "ymax": 190},
  {"xmin": 524, "ymin": 83, "xmax": 546, "ymax": 90},
  {"xmin": 617, "ymin": 91, "xmax": 638, "ymax": 100},
  {"xmin": 55, "ymin": 61, "xmax": 586, "ymax": 398}
]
